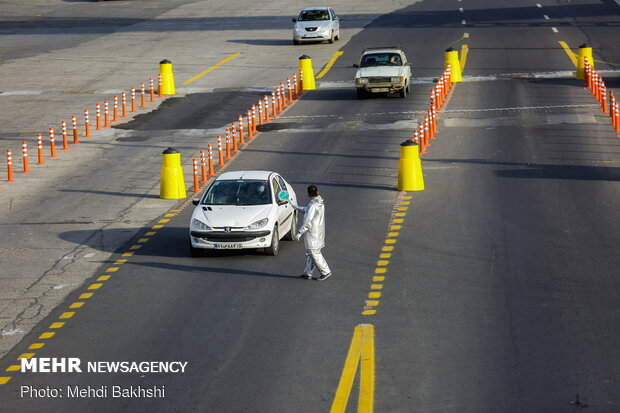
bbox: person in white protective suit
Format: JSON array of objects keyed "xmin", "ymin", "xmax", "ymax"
[{"xmin": 291, "ymin": 185, "xmax": 332, "ymax": 281}]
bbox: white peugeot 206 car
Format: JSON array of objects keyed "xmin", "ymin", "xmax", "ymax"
[
  {"xmin": 292, "ymin": 6, "xmax": 340, "ymax": 45},
  {"xmin": 189, "ymin": 171, "xmax": 298, "ymax": 256}
]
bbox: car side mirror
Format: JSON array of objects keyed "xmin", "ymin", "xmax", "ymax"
[
  {"xmin": 292, "ymin": 18, "xmax": 297, "ymax": 22},
  {"xmin": 192, "ymin": 198, "xmax": 200, "ymax": 206},
  {"xmin": 353, "ymin": 63, "xmax": 359, "ymax": 68}
]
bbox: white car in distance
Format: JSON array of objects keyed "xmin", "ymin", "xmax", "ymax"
[
  {"xmin": 354, "ymin": 47, "xmax": 412, "ymax": 98},
  {"xmin": 292, "ymin": 7, "xmax": 340, "ymax": 45},
  {"xmin": 189, "ymin": 171, "xmax": 298, "ymax": 256}
]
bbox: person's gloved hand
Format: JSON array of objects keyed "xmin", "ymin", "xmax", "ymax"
[{"xmin": 295, "ymin": 233, "xmax": 302, "ymax": 242}]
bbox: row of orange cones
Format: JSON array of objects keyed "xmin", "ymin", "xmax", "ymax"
[
  {"xmin": 190, "ymin": 71, "xmax": 306, "ymax": 192},
  {"xmin": 3, "ymin": 75, "xmax": 166, "ymax": 184},
  {"xmin": 412, "ymin": 64, "xmax": 454, "ymax": 153},
  {"xmin": 584, "ymin": 57, "xmax": 620, "ymax": 134}
]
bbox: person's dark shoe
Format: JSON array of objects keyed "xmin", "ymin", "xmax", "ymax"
[
  {"xmin": 299, "ymin": 274, "xmax": 312, "ymax": 280},
  {"xmin": 317, "ymin": 273, "xmax": 332, "ymax": 281}
]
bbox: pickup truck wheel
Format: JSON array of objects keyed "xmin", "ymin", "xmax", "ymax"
[{"xmin": 399, "ymin": 83, "xmax": 408, "ymax": 98}]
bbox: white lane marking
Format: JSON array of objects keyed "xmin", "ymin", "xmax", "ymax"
[
  {"xmin": 537, "ymin": 3, "xmax": 542, "ymax": 8},
  {"xmin": 462, "ymin": 19, "xmax": 467, "ymax": 25},
  {"xmin": 543, "ymin": 14, "xmax": 550, "ymax": 19},
  {"xmin": 459, "ymin": 7, "xmax": 464, "ymax": 12},
  {"xmin": 552, "ymin": 27, "xmax": 559, "ymax": 33}
]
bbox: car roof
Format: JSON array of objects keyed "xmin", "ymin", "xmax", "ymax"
[
  {"xmin": 216, "ymin": 170, "xmax": 275, "ymax": 181},
  {"xmin": 300, "ymin": 6, "xmax": 331, "ymax": 11},
  {"xmin": 362, "ymin": 48, "xmax": 403, "ymax": 55}
]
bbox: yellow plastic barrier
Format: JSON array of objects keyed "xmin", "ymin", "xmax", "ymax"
[
  {"xmin": 160, "ymin": 147, "xmax": 187, "ymax": 199},
  {"xmin": 159, "ymin": 59, "xmax": 176, "ymax": 95},
  {"xmin": 397, "ymin": 140, "xmax": 425, "ymax": 191},
  {"xmin": 298, "ymin": 55, "xmax": 316, "ymax": 91},
  {"xmin": 576, "ymin": 43, "xmax": 593, "ymax": 80},
  {"xmin": 444, "ymin": 47, "xmax": 462, "ymax": 83}
]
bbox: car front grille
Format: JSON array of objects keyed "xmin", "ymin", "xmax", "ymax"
[
  {"xmin": 368, "ymin": 77, "xmax": 392, "ymax": 84},
  {"xmin": 305, "ymin": 27, "xmax": 317, "ymax": 32}
]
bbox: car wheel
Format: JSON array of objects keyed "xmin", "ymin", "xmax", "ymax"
[
  {"xmin": 328, "ymin": 31, "xmax": 334, "ymax": 44},
  {"xmin": 284, "ymin": 211, "xmax": 297, "ymax": 240},
  {"xmin": 356, "ymin": 89, "xmax": 366, "ymax": 99},
  {"xmin": 265, "ymin": 225, "xmax": 279, "ymax": 256},
  {"xmin": 335, "ymin": 31, "xmax": 340, "ymax": 41},
  {"xmin": 293, "ymin": 39, "xmax": 300, "ymax": 45},
  {"xmin": 399, "ymin": 83, "xmax": 408, "ymax": 98}
]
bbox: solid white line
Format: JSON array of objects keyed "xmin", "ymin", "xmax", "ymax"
[{"xmin": 552, "ymin": 27, "xmax": 559, "ymax": 33}]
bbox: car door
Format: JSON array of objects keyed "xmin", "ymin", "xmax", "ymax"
[
  {"xmin": 271, "ymin": 175, "xmax": 289, "ymax": 233},
  {"xmin": 330, "ymin": 9, "xmax": 339, "ymax": 34}
]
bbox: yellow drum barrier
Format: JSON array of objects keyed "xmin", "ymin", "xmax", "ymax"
[
  {"xmin": 444, "ymin": 47, "xmax": 462, "ymax": 83},
  {"xmin": 298, "ymin": 55, "xmax": 316, "ymax": 90},
  {"xmin": 160, "ymin": 147, "xmax": 187, "ymax": 199},
  {"xmin": 576, "ymin": 43, "xmax": 593, "ymax": 80},
  {"xmin": 159, "ymin": 59, "xmax": 176, "ymax": 95},
  {"xmin": 397, "ymin": 140, "xmax": 425, "ymax": 191}
]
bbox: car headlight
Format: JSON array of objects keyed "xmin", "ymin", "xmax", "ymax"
[
  {"xmin": 244, "ymin": 218, "xmax": 268, "ymax": 230},
  {"xmin": 356, "ymin": 78, "xmax": 369, "ymax": 85},
  {"xmin": 391, "ymin": 77, "xmax": 404, "ymax": 83},
  {"xmin": 191, "ymin": 219, "xmax": 211, "ymax": 231},
  {"xmin": 294, "ymin": 27, "xmax": 303, "ymax": 33}
]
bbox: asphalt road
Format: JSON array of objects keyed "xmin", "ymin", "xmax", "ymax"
[{"xmin": 2, "ymin": 0, "xmax": 620, "ymax": 412}]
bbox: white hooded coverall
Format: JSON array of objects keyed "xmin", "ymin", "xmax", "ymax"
[{"xmin": 292, "ymin": 196, "xmax": 331, "ymax": 277}]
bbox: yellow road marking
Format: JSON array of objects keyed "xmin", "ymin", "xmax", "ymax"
[
  {"xmin": 317, "ymin": 51, "xmax": 344, "ymax": 79},
  {"xmin": 145, "ymin": 232, "xmax": 156, "ymax": 236},
  {"xmin": 59, "ymin": 312, "xmax": 74, "ymax": 319},
  {"xmin": 122, "ymin": 252, "xmax": 134, "ymax": 257},
  {"xmin": 392, "ymin": 219, "xmax": 404, "ymax": 224},
  {"xmin": 362, "ymin": 309, "xmax": 376, "ymax": 315},
  {"xmin": 330, "ymin": 324, "xmax": 375, "ymax": 413},
  {"xmin": 39, "ymin": 332, "xmax": 55, "ymax": 339},
  {"xmin": 50, "ymin": 322, "xmax": 64, "ymax": 329},
  {"xmin": 368, "ymin": 292, "xmax": 381, "ymax": 298},
  {"xmin": 97, "ymin": 275, "xmax": 111, "ymax": 281},
  {"xmin": 460, "ymin": 44, "xmax": 469, "ymax": 70},
  {"xmin": 106, "ymin": 267, "xmax": 119, "ymax": 272},
  {"xmin": 158, "ymin": 219, "xmax": 170, "ymax": 224},
  {"xmin": 114, "ymin": 259, "xmax": 127, "ymax": 265},
  {"xmin": 6, "ymin": 365, "xmax": 21, "ymax": 372},
  {"xmin": 138, "ymin": 238, "xmax": 149, "ymax": 243},
  {"xmin": 558, "ymin": 41, "xmax": 578, "ymax": 66},
  {"xmin": 379, "ymin": 253, "xmax": 391, "ymax": 259},
  {"xmin": 374, "ymin": 268, "xmax": 387, "ymax": 274},
  {"xmin": 370, "ymin": 284, "xmax": 383, "ymax": 290},
  {"xmin": 129, "ymin": 245, "xmax": 141, "ymax": 250},
  {"xmin": 28, "ymin": 343, "xmax": 44, "ymax": 350},
  {"xmin": 0, "ymin": 377, "xmax": 11, "ymax": 385},
  {"xmin": 152, "ymin": 225, "xmax": 164, "ymax": 230},
  {"xmin": 18, "ymin": 353, "xmax": 35, "ymax": 360},
  {"xmin": 79, "ymin": 293, "xmax": 93, "ymax": 299},
  {"xmin": 366, "ymin": 300, "xmax": 379, "ymax": 306},
  {"xmin": 382, "ymin": 246, "xmax": 394, "ymax": 252},
  {"xmin": 377, "ymin": 260, "xmax": 389, "ymax": 266},
  {"xmin": 69, "ymin": 302, "xmax": 84, "ymax": 309},
  {"xmin": 88, "ymin": 283, "xmax": 102, "ymax": 290},
  {"xmin": 390, "ymin": 225, "xmax": 401, "ymax": 230},
  {"xmin": 373, "ymin": 276, "xmax": 385, "ymax": 282},
  {"xmin": 385, "ymin": 239, "xmax": 397, "ymax": 244},
  {"xmin": 183, "ymin": 53, "xmax": 241, "ymax": 85},
  {"xmin": 387, "ymin": 232, "xmax": 399, "ymax": 237}
]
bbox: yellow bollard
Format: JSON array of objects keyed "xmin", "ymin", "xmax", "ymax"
[
  {"xmin": 576, "ymin": 43, "xmax": 593, "ymax": 80},
  {"xmin": 397, "ymin": 140, "xmax": 425, "ymax": 191},
  {"xmin": 298, "ymin": 55, "xmax": 316, "ymax": 91},
  {"xmin": 159, "ymin": 59, "xmax": 176, "ymax": 95},
  {"xmin": 160, "ymin": 147, "xmax": 187, "ymax": 199},
  {"xmin": 444, "ymin": 47, "xmax": 462, "ymax": 83}
]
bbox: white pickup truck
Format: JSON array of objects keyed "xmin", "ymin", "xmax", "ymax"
[{"xmin": 354, "ymin": 47, "xmax": 412, "ymax": 98}]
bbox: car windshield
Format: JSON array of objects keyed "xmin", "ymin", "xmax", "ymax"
[
  {"xmin": 202, "ymin": 179, "xmax": 272, "ymax": 206},
  {"xmin": 298, "ymin": 9, "xmax": 330, "ymax": 21},
  {"xmin": 360, "ymin": 53, "xmax": 402, "ymax": 67}
]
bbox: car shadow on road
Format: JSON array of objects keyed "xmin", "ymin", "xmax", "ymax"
[
  {"xmin": 227, "ymin": 39, "xmax": 296, "ymax": 46},
  {"xmin": 128, "ymin": 260, "xmax": 300, "ymax": 280}
]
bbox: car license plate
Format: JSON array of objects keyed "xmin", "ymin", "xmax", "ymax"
[
  {"xmin": 371, "ymin": 88, "xmax": 389, "ymax": 92},
  {"xmin": 214, "ymin": 243, "xmax": 243, "ymax": 249},
  {"xmin": 303, "ymin": 34, "xmax": 317, "ymax": 38}
]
